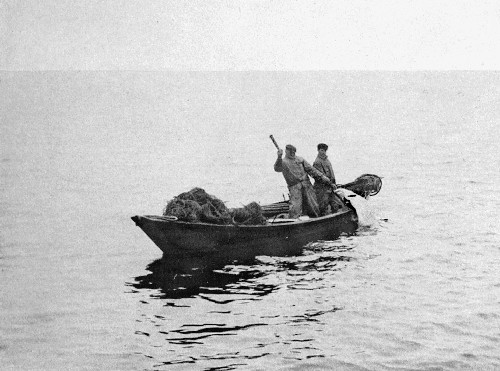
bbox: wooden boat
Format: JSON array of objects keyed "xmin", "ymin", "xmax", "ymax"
[{"xmin": 132, "ymin": 174, "xmax": 382, "ymax": 263}]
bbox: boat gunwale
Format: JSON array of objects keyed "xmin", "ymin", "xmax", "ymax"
[{"xmin": 136, "ymin": 207, "xmax": 354, "ymax": 229}]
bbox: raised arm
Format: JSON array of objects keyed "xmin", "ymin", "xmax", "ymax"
[{"xmin": 274, "ymin": 149, "xmax": 284, "ymax": 172}]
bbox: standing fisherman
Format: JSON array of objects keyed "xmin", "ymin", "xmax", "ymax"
[
  {"xmin": 274, "ymin": 144, "xmax": 333, "ymax": 218},
  {"xmin": 313, "ymin": 143, "xmax": 344, "ymax": 215}
]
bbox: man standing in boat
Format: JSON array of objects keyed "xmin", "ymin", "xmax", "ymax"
[
  {"xmin": 274, "ymin": 144, "xmax": 333, "ymax": 218},
  {"xmin": 313, "ymin": 143, "xmax": 344, "ymax": 215}
]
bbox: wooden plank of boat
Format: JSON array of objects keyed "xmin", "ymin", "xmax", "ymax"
[{"xmin": 131, "ymin": 205, "xmax": 358, "ymax": 263}]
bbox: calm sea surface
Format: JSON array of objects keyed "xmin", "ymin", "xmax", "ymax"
[{"xmin": 1, "ymin": 71, "xmax": 499, "ymax": 370}]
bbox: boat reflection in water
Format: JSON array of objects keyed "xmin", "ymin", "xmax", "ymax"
[
  {"xmin": 131, "ymin": 256, "xmax": 277, "ymax": 299},
  {"xmin": 130, "ymin": 241, "xmax": 357, "ymax": 300},
  {"xmin": 127, "ymin": 241, "xmax": 360, "ymax": 368}
]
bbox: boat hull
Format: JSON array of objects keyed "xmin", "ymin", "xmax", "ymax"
[{"xmin": 132, "ymin": 208, "xmax": 358, "ymax": 262}]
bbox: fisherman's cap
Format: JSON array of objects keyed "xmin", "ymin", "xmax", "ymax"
[
  {"xmin": 285, "ymin": 144, "xmax": 296, "ymax": 151},
  {"xmin": 317, "ymin": 143, "xmax": 328, "ymax": 151}
]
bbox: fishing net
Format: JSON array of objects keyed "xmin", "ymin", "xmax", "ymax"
[
  {"xmin": 341, "ymin": 174, "xmax": 382, "ymax": 198},
  {"xmin": 163, "ymin": 187, "xmax": 231, "ymax": 224},
  {"xmin": 230, "ymin": 202, "xmax": 267, "ymax": 225},
  {"xmin": 163, "ymin": 188, "xmax": 266, "ymax": 225},
  {"xmin": 199, "ymin": 202, "xmax": 232, "ymax": 224},
  {"xmin": 163, "ymin": 199, "xmax": 202, "ymax": 222}
]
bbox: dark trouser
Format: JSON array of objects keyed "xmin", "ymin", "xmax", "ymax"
[{"xmin": 315, "ymin": 184, "xmax": 345, "ymax": 216}]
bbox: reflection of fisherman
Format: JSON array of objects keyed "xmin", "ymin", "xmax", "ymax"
[
  {"xmin": 313, "ymin": 143, "xmax": 344, "ymax": 215},
  {"xmin": 274, "ymin": 144, "xmax": 332, "ymax": 218}
]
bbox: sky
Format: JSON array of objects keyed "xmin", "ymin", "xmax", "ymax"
[{"xmin": 1, "ymin": 0, "xmax": 500, "ymax": 70}]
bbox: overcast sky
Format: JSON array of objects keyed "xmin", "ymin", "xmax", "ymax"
[{"xmin": 1, "ymin": 0, "xmax": 499, "ymax": 70}]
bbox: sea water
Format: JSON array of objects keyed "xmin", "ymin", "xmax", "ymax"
[{"xmin": 1, "ymin": 71, "xmax": 499, "ymax": 370}]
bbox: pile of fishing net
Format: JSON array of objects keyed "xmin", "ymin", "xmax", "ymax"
[{"xmin": 163, "ymin": 187, "xmax": 266, "ymax": 225}]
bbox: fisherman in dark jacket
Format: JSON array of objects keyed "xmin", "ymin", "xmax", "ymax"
[
  {"xmin": 274, "ymin": 144, "xmax": 333, "ymax": 218},
  {"xmin": 313, "ymin": 143, "xmax": 344, "ymax": 215}
]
